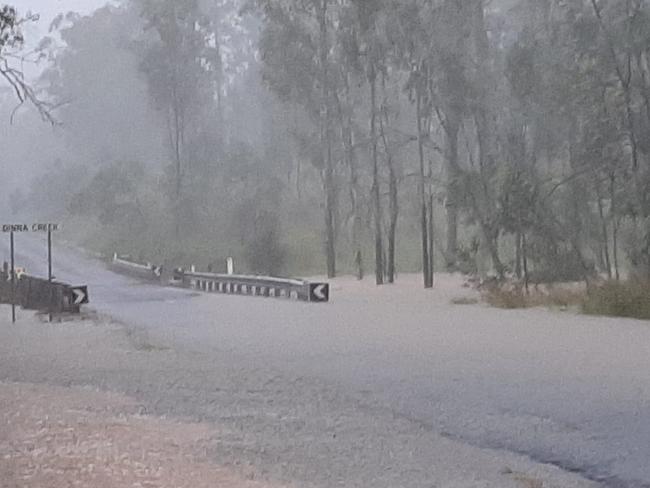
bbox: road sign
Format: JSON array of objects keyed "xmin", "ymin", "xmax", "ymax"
[
  {"xmin": 33, "ymin": 223, "xmax": 60, "ymax": 232},
  {"xmin": 2, "ymin": 223, "xmax": 60, "ymax": 233},
  {"xmin": 2, "ymin": 224, "xmax": 29, "ymax": 233},
  {"xmin": 309, "ymin": 283, "xmax": 330, "ymax": 302},
  {"xmin": 71, "ymin": 286, "xmax": 89, "ymax": 305}
]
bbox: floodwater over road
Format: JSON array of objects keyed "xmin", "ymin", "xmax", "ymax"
[{"xmin": 2, "ymin": 235, "xmax": 650, "ymax": 488}]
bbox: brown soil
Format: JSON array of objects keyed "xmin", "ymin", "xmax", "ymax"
[{"xmin": 0, "ymin": 382, "xmax": 279, "ymax": 488}]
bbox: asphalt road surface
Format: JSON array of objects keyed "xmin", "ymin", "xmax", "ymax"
[{"xmin": 1, "ymin": 234, "xmax": 649, "ymax": 488}]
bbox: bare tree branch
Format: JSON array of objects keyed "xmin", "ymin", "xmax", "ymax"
[{"xmin": 0, "ymin": 5, "xmax": 57, "ymax": 124}]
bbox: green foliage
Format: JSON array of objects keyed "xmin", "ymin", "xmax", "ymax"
[
  {"xmin": 69, "ymin": 161, "xmax": 146, "ymax": 226},
  {"xmin": 242, "ymin": 209, "xmax": 287, "ymax": 276},
  {"xmin": 137, "ymin": 0, "xmax": 221, "ymax": 113},
  {"xmin": 13, "ymin": 0, "xmax": 650, "ymax": 287},
  {"xmin": 498, "ymin": 167, "xmax": 538, "ymax": 234}
]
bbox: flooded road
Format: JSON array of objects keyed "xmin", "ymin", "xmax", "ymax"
[{"xmin": 2, "ymin": 235, "xmax": 649, "ymax": 488}]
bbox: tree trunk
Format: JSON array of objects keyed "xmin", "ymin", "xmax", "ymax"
[
  {"xmin": 319, "ymin": 0, "xmax": 336, "ymax": 278},
  {"xmin": 324, "ymin": 145, "xmax": 337, "ymax": 279},
  {"xmin": 470, "ymin": 1, "xmax": 505, "ymax": 277},
  {"xmin": 522, "ymin": 232, "xmax": 530, "ymax": 294},
  {"xmin": 369, "ymin": 64, "xmax": 384, "ymax": 285},
  {"xmin": 595, "ymin": 178, "xmax": 612, "ymax": 279},
  {"xmin": 416, "ymin": 88, "xmax": 432, "ymax": 288},
  {"xmin": 387, "ymin": 172, "xmax": 398, "ymax": 284},
  {"xmin": 380, "ymin": 102, "xmax": 398, "ymax": 284},
  {"xmin": 590, "ymin": 0, "xmax": 644, "ymax": 215},
  {"xmin": 427, "ymin": 129, "xmax": 435, "ymax": 283},
  {"xmin": 610, "ymin": 173, "xmax": 620, "ymax": 281},
  {"xmin": 515, "ymin": 232, "xmax": 522, "ymax": 279},
  {"xmin": 336, "ymin": 85, "xmax": 364, "ymax": 281},
  {"xmin": 444, "ymin": 118, "xmax": 460, "ymax": 271},
  {"xmin": 168, "ymin": 82, "xmax": 184, "ymax": 241},
  {"xmin": 428, "ymin": 191, "xmax": 435, "ymax": 284}
]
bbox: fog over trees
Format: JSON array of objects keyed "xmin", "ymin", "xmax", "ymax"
[{"xmin": 2, "ymin": 0, "xmax": 649, "ymax": 285}]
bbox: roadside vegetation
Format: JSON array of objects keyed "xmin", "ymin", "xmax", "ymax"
[
  {"xmin": 483, "ymin": 279, "xmax": 650, "ymax": 321},
  {"xmin": 2, "ymin": 1, "xmax": 650, "ymax": 315},
  {"xmin": 582, "ymin": 280, "xmax": 650, "ymax": 320}
]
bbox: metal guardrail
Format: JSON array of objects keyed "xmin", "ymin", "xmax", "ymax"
[
  {"xmin": 107, "ymin": 253, "xmax": 330, "ymax": 303},
  {"xmin": 175, "ymin": 269, "xmax": 330, "ymax": 303},
  {"xmin": 110, "ymin": 254, "xmax": 163, "ymax": 282},
  {"xmin": 0, "ymin": 272, "xmax": 88, "ymax": 314}
]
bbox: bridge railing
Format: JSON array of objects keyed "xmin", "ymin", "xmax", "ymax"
[
  {"xmin": 175, "ymin": 269, "xmax": 330, "ymax": 303},
  {"xmin": 110, "ymin": 254, "xmax": 163, "ymax": 282}
]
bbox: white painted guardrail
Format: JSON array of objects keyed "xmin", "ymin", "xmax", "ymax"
[
  {"xmin": 175, "ymin": 269, "xmax": 330, "ymax": 303},
  {"xmin": 110, "ymin": 254, "xmax": 163, "ymax": 282},
  {"xmin": 108, "ymin": 254, "xmax": 330, "ymax": 303}
]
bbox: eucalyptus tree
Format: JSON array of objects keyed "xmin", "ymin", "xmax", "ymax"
[
  {"xmin": 388, "ymin": 0, "xmax": 475, "ymax": 285},
  {"xmin": 340, "ymin": 0, "xmax": 392, "ymax": 285},
  {"xmin": 585, "ymin": 0, "xmax": 650, "ymax": 279},
  {"xmin": 387, "ymin": 0, "xmax": 436, "ymax": 287},
  {"xmin": 248, "ymin": 0, "xmax": 340, "ymax": 278},
  {"xmin": 492, "ymin": 0, "xmax": 650, "ymax": 283},
  {"xmin": 136, "ymin": 0, "xmax": 222, "ymax": 237}
]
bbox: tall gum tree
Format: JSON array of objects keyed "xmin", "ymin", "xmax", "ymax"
[{"xmin": 136, "ymin": 0, "xmax": 222, "ymax": 238}]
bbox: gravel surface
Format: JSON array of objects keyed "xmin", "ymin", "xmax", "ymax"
[
  {"xmin": 0, "ymin": 311, "xmax": 598, "ymax": 488},
  {"xmin": 0, "ymin": 381, "xmax": 278, "ymax": 488},
  {"xmin": 3, "ymin": 237, "xmax": 649, "ymax": 487}
]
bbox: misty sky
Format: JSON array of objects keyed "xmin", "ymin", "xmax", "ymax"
[
  {"xmin": 1, "ymin": 2, "xmax": 111, "ymax": 206},
  {"xmin": 14, "ymin": 0, "xmax": 109, "ymax": 19},
  {"xmin": 14, "ymin": 0, "xmax": 112, "ymax": 41}
]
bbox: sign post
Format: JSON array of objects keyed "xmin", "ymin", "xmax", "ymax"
[
  {"xmin": 10, "ymin": 231, "xmax": 15, "ymax": 324},
  {"xmin": 3, "ymin": 223, "xmax": 60, "ymax": 323},
  {"xmin": 48, "ymin": 228, "xmax": 53, "ymax": 322}
]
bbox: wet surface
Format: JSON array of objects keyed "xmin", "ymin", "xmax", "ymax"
[{"xmin": 1, "ymin": 235, "xmax": 649, "ymax": 487}]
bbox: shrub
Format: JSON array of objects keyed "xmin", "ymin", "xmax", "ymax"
[
  {"xmin": 483, "ymin": 283, "xmax": 584, "ymax": 310},
  {"xmin": 583, "ymin": 280, "xmax": 650, "ymax": 320},
  {"xmin": 243, "ymin": 211, "xmax": 287, "ymax": 276},
  {"xmin": 451, "ymin": 296, "xmax": 480, "ymax": 306},
  {"xmin": 484, "ymin": 286, "xmax": 529, "ymax": 309}
]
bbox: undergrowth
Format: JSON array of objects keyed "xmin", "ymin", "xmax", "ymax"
[
  {"xmin": 484, "ymin": 280, "xmax": 650, "ymax": 321},
  {"xmin": 583, "ymin": 280, "xmax": 650, "ymax": 320}
]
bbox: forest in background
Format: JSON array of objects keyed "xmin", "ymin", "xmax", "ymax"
[{"xmin": 1, "ymin": 0, "xmax": 650, "ymax": 288}]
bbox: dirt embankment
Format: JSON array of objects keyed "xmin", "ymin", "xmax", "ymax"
[{"xmin": 0, "ymin": 381, "xmax": 279, "ymax": 488}]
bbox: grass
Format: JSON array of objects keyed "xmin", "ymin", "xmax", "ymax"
[
  {"xmin": 583, "ymin": 280, "xmax": 650, "ymax": 320},
  {"xmin": 483, "ymin": 285, "xmax": 584, "ymax": 310},
  {"xmin": 483, "ymin": 279, "xmax": 650, "ymax": 321},
  {"xmin": 451, "ymin": 296, "xmax": 480, "ymax": 305},
  {"xmin": 512, "ymin": 474, "xmax": 544, "ymax": 488}
]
